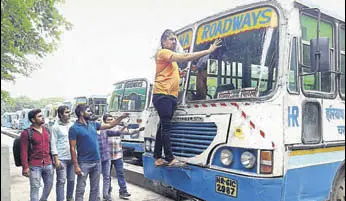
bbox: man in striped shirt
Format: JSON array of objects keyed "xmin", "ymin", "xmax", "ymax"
[{"xmin": 98, "ymin": 114, "xmax": 144, "ymax": 200}]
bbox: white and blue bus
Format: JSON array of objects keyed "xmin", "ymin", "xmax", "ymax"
[
  {"xmin": 1, "ymin": 112, "xmax": 16, "ymax": 129},
  {"xmin": 108, "ymin": 78, "xmax": 152, "ymax": 159},
  {"xmin": 19, "ymin": 109, "xmax": 33, "ymax": 130},
  {"xmin": 143, "ymin": 0, "xmax": 345, "ymax": 200}
]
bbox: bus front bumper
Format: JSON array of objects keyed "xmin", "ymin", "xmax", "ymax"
[{"xmin": 143, "ymin": 154, "xmax": 283, "ymax": 201}]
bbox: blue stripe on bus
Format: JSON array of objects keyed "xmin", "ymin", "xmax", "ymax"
[
  {"xmin": 143, "ymin": 154, "xmax": 343, "ymax": 201},
  {"xmin": 121, "ymin": 141, "xmax": 144, "ymax": 152}
]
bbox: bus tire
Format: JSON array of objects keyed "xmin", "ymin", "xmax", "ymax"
[{"xmin": 330, "ymin": 165, "xmax": 345, "ymax": 201}]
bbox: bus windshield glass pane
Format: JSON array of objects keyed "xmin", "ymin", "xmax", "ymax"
[
  {"xmin": 189, "ymin": 7, "xmax": 279, "ymax": 101},
  {"xmin": 75, "ymin": 97, "xmax": 87, "ymax": 105},
  {"xmin": 108, "ymin": 82, "xmax": 124, "ymax": 112},
  {"xmin": 120, "ymin": 80, "xmax": 147, "ymax": 111}
]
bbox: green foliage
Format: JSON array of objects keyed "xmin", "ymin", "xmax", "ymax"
[
  {"xmin": 1, "ymin": 95, "xmax": 65, "ymax": 114},
  {"xmin": 1, "ymin": 90, "xmax": 15, "ymax": 114},
  {"xmin": 1, "ymin": 0, "xmax": 72, "ymax": 81}
]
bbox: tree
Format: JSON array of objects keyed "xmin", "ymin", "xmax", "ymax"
[
  {"xmin": 1, "ymin": 0, "xmax": 72, "ymax": 110},
  {"xmin": 1, "ymin": 90, "xmax": 15, "ymax": 114}
]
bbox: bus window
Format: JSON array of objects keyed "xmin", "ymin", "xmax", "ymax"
[
  {"xmin": 302, "ymin": 102, "xmax": 322, "ymax": 144},
  {"xmin": 300, "ymin": 14, "xmax": 334, "ymax": 93},
  {"xmin": 91, "ymin": 97, "xmax": 107, "ymax": 116},
  {"xmin": 176, "ymin": 28, "xmax": 193, "ymax": 102},
  {"xmin": 288, "ymin": 37, "xmax": 299, "ymax": 93},
  {"xmin": 121, "ymin": 80, "xmax": 147, "ymax": 111},
  {"xmin": 188, "ymin": 7, "xmax": 279, "ymax": 101},
  {"xmin": 340, "ymin": 26, "xmax": 345, "ymax": 98},
  {"xmin": 108, "ymin": 82, "xmax": 124, "ymax": 112}
]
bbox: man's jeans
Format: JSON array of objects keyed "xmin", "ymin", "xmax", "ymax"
[
  {"xmin": 110, "ymin": 158, "xmax": 127, "ymax": 193},
  {"xmin": 101, "ymin": 160, "xmax": 111, "ymax": 199},
  {"xmin": 75, "ymin": 162, "xmax": 101, "ymax": 201},
  {"xmin": 29, "ymin": 164, "xmax": 54, "ymax": 201},
  {"xmin": 56, "ymin": 160, "xmax": 75, "ymax": 201},
  {"xmin": 152, "ymin": 94, "xmax": 177, "ymax": 162}
]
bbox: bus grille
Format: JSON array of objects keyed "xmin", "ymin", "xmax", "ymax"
[{"xmin": 169, "ymin": 122, "xmax": 217, "ymax": 158}]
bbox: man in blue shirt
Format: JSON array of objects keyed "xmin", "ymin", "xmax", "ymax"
[{"xmin": 69, "ymin": 104, "xmax": 128, "ymax": 201}]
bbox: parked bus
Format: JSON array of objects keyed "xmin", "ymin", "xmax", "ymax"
[
  {"xmin": 88, "ymin": 95, "xmax": 108, "ymax": 119},
  {"xmin": 62, "ymin": 100, "xmax": 73, "ymax": 111},
  {"xmin": 70, "ymin": 95, "xmax": 107, "ymax": 120},
  {"xmin": 108, "ymin": 78, "xmax": 152, "ymax": 159},
  {"xmin": 12, "ymin": 110, "xmax": 22, "ymax": 129},
  {"xmin": 143, "ymin": 1, "xmax": 345, "ymax": 200},
  {"xmin": 71, "ymin": 96, "xmax": 88, "ymax": 115},
  {"xmin": 1, "ymin": 112, "xmax": 16, "ymax": 128},
  {"xmin": 19, "ymin": 109, "xmax": 32, "ymax": 130},
  {"xmin": 108, "ymin": 81, "xmax": 124, "ymax": 114}
]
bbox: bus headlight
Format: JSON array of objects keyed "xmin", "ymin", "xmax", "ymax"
[
  {"xmin": 145, "ymin": 140, "xmax": 151, "ymax": 152},
  {"xmin": 151, "ymin": 141, "xmax": 155, "ymax": 152},
  {"xmin": 241, "ymin": 151, "xmax": 256, "ymax": 169},
  {"xmin": 220, "ymin": 149, "xmax": 233, "ymax": 166}
]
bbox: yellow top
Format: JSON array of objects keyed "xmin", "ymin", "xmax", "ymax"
[{"xmin": 153, "ymin": 49, "xmax": 180, "ymax": 97}]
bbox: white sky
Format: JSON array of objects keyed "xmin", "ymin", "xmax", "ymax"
[{"xmin": 2, "ymin": 0, "xmax": 345, "ymax": 100}]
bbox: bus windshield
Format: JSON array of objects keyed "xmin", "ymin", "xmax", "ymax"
[
  {"xmin": 90, "ymin": 98, "xmax": 107, "ymax": 116},
  {"xmin": 75, "ymin": 97, "xmax": 87, "ymax": 105},
  {"xmin": 108, "ymin": 82, "xmax": 124, "ymax": 112},
  {"xmin": 120, "ymin": 80, "xmax": 147, "ymax": 112},
  {"xmin": 187, "ymin": 7, "xmax": 279, "ymax": 101}
]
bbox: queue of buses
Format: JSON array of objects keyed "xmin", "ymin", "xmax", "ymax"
[
  {"xmin": 1, "ymin": 0, "xmax": 345, "ymax": 200},
  {"xmin": 1, "ymin": 95, "xmax": 108, "ymax": 130}
]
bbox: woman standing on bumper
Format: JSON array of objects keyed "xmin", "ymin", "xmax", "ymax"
[{"xmin": 153, "ymin": 29, "xmax": 221, "ymax": 167}]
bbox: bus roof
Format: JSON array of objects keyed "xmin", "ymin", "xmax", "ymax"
[
  {"xmin": 295, "ymin": 0, "xmax": 345, "ymax": 22},
  {"xmin": 112, "ymin": 77, "xmax": 150, "ymax": 86},
  {"xmin": 88, "ymin": 95, "xmax": 107, "ymax": 99},
  {"xmin": 174, "ymin": 0, "xmax": 344, "ymax": 32}
]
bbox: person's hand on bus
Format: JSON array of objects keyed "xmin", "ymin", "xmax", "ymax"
[
  {"xmin": 207, "ymin": 38, "xmax": 222, "ymax": 54},
  {"xmin": 22, "ymin": 168, "xmax": 30, "ymax": 177}
]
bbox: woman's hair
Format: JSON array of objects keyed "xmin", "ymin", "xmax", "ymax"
[{"xmin": 160, "ymin": 29, "xmax": 175, "ymax": 48}]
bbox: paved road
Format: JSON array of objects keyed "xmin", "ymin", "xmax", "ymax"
[{"xmin": 1, "ymin": 133, "xmax": 173, "ymax": 201}]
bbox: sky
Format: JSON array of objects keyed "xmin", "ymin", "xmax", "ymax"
[{"xmin": 2, "ymin": 0, "xmax": 345, "ymax": 101}]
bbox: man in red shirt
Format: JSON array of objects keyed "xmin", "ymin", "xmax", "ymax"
[{"xmin": 20, "ymin": 109, "xmax": 54, "ymax": 201}]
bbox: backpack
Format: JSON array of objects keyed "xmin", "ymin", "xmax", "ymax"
[
  {"xmin": 13, "ymin": 127, "xmax": 52, "ymax": 167},
  {"xmin": 13, "ymin": 128, "xmax": 33, "ymax": 167}
]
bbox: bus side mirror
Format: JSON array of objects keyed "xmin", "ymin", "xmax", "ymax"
[{"xmin": 310, "ymin": 37, "xmax": 330, "ymax": 72}]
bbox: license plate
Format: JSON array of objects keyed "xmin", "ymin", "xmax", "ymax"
[{"xmin": 215, "ymin": 176, "xmax": 238, "ymax": 197}]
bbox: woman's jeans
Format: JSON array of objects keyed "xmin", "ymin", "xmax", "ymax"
[
  {"xmin": 29, "ymin": 164, "xmax": 54, "ymax": 201},
  {"xmin": 75, "ymin": 162, "xmax": 101, "ymax": 201},
  {"xmin": 110, "ymin": 158, "xmax": 127, "ymax": 193},
  {"xmin": 152, "ymin": 94, "xmax": 177, "ymax": 162},
  {"xmin": 56, "ymin": 160, "xmax": 75, "ymax": 201}
]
